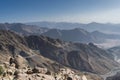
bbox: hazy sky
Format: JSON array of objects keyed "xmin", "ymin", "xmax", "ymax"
[{"xmin": 0, "ymin": 0, "xmax": 120, "ymax": 23}]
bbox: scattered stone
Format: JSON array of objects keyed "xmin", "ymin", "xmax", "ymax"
[
  {"xmin": 26, "ymin": 69, "xmax": 33, "ymax": 74},
  {"xmin": 9, "ymin": 57, "xmax": 14, "ymax": 66},
  {"xmin": 0, "ymin": 61, "xmax": 89, "ymax": 80},
  {"xmin": 67, "ymin": 77, "xmax": 72, "ymax": 80},
  {"xmin": 32, "ymin": 66, "xmax": 39, "ymax": 73}
]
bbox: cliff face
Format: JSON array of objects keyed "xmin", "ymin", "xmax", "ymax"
[{"xmin": 25, "ymin": 35, "xmax": 119, "ymax": 74}]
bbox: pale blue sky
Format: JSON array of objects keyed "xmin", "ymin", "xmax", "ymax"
[{"xmin": 0, "ymin": 0, "xmax": 120, "ymax": 23}]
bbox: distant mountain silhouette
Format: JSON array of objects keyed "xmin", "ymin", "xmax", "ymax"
[
  {"xmin": 0, "ymin": 23, "xmax": 49, "ymax": 35},
  {"xmin": 42, "ymin": 28, "xmax": 120, "ymax": 43},
  {"xmin": 26, "ymin": 21, "xmax": 120, "ymax": 34},
  {"xmin": 0, "ymin": 23, "xmax": 120, "ymax": 44},
  {"xmin": 42, "ymin": 28, "xmax": 94, "ymax": 43}
]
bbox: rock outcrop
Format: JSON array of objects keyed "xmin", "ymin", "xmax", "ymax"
[{"xmin": 0, "ymin": 62, "xmax": 94, "ymax": 80}]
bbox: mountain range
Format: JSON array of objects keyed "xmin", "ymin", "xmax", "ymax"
[
  {"xmin": 0, "ymin": 30, "xmax": 118, "ymax": 75},
  {"xmin": 42, "ymin": 28, "xmax": 94, "ymax": 43},
  {"xmin": 0, "ymin": 23, "xmax": 49, "ymax": 35},
  {"xmin": 26, "ymin": 21, "xmax": 120, "ymax": 34},
  {"xmin": 0, "ymin": 22, "xmax": 120, "ymax": 80},
  {"xmin": 42, "ymin": 28, "xmax": 120, "ymax": 43},
  {"xmin": 1, "ymin": 23, "xmax": 120, "ymax": 44},
  {"xmin": 25, "ymin": 35, "xmax": 119, "ymax": 74}
]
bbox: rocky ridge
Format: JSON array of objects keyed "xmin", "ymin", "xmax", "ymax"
[{"xmin": 0, "ymin": 61, "xmax": 103, "ymax": 80}]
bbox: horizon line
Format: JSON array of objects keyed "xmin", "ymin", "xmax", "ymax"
[{"xmin": 1, "ymin": 21, "xmax": 120, "ymax": 25}]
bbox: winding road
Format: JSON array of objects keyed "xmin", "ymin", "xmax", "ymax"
[{"xmin": 101, "ymin": 50, "xmax": 120, "ymax": 80}]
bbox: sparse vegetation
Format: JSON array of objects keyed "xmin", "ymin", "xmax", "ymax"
[{"xmin": 0, "ymin": 66, "xmax": 4, "ymax": 75}]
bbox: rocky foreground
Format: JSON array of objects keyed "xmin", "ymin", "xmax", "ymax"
[
  {"xmin": 0, "ymin": 59, "xmax": 88, "ymax": 80},
  {"xmin": 0, "ymin": 30, "xmax": 113, "ymax": 80},
  {"xmin": 0, "ymin": 56, "xmax": 103, "ymax": 80}
]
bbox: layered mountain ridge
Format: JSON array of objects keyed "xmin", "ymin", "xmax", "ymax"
[
  {"xmin": 42, "ymin": 28, "xmax": 94, "ymax": 43},
  {"xmin": 25, "ymin": 35, "xmax": 118, "ymax": 74},
  {"xmin": 26, "ymin": 21, "xmax": 120, "ymax": 34},
  {"xmin": 0, "ymin": 23, "xmax": 48, "ymax": 35},
  {"xmin": 0, "ymin": 30, "xmax": 118, "ymax": 75},
  {"xmin": 1, "ymin": 23, "xmax": 120, "ymax": 44}
]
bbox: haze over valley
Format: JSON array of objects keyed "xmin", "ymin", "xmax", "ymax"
[{"xmin": 1, "ymin": 0, "xmax": 120, "ymax": 80}]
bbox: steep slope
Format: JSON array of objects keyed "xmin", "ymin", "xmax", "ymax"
[
  {"xmin": 0, "ymin": 30, "xmax": 61, "ymax": 71},
  {"xmin": 0, "ymin": 30, "xmax": 119, "ymax": 75},
  {"xmin": 25, "ymin": 35, "xmax": 119, "ymax": 74}
]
